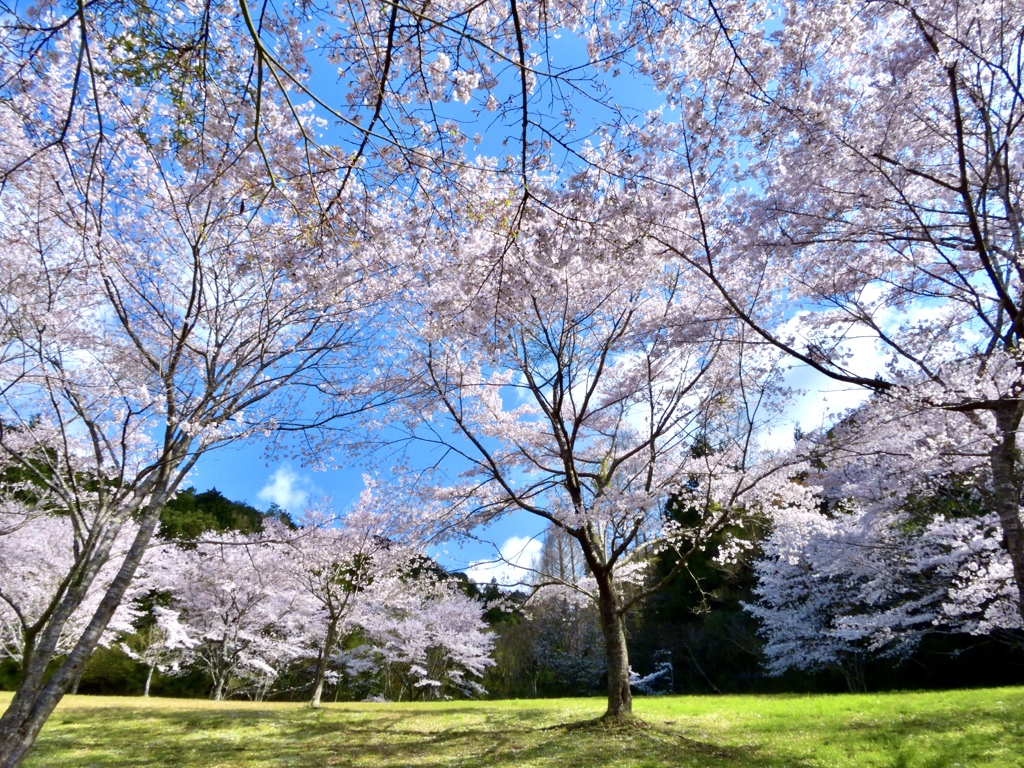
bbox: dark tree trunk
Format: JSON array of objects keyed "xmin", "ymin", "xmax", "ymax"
[
  {"xmin": 573, "ymin": 521, "xmax": 635, "ymax": 719},
  {"xmin": 837, "ymin": 654, "xmax": 867, "ymax": 694},
  {"xmin": 0, "ymin": 495, "xmax": 168, "ymax": 768},
  {"xmin": 594, "ymin": 570, "xmax": 631, "ymax": 717},
  {"xmin": 990, "ymin": 406, "xmax": 1024, "ymax": 623}
]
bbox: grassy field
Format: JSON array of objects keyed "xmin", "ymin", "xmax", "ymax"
[{"xmin": 5, "ymin": 687, "xmax": 1022, "ymax": 767}]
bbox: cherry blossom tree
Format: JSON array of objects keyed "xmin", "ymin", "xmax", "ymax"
[
  {"xmin": 278, "ymin": 484, "xmax": 442, "ymax": 708},
  {"xmin": 630, "ymin": 0, "xmax": 1024, "ymax": 619},
  {"xmin": 147, "ymin": 533, "xmax": 317, "ymax": 701},
  {"xmin": 0, "ymin": 22, "xmax": 381, "ymax": 766},
  {"xmin": 142, "ymin": 503, "xmax": 492, "ymax": 703},
  {"xmin": 0, "ymin": 506, "xmax": 140, "ymax": 671},
  {"xmin": 349, "ymin": 573, "xmax": 495, "ymax": 701},
  {"xmin": 748, "ymin": 480, "xmax": 1019, "ymax": 691},
  {"xmin": 119, "ymin": 607, "xmax": 199, "ymax": 698},
  {"xmin": 281, "ymin": 519, "xmax": 382, "ymax": 708},
  {"xmin": 0, "ymin": 0, "xmax": 650, "ymax": 223},
  {"xmin": 383, "ymin": 168, "xmax": 802, "ymax": 717},
  {"xmin": 814, "ymin": 404, "xmax": 1019, "ymax": 638},
  {"xmin": 4, "ymin": 0, "xmax": 1016, "ymax": 744}
]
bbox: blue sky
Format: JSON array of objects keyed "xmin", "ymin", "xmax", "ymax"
[
  {"xmin": 188, "ymin": 436, "xmax": 551, "ymax": 581},
  {"xmin": 186, "ymin": 355, "xmax": 879, "ymax": 585},
  {"xmin": 183, "ymin": 23, "xmax": 887, "ymax": 583}
]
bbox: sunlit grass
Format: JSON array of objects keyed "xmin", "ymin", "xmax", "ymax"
[{"xmin": 6, "ymin": 686, "xmax": 1023, "ymax": 767}]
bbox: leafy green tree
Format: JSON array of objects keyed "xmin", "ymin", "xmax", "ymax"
[{"xmin": 159, "ymin": 489, "xmax": 271, "ymax": 541}]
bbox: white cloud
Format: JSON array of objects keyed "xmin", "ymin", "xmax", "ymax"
[
  {"xmin": 465, "ymin": 535, "xmax": 543, "ymax": 586},
  {"xmin": 761, "ymin": 363, "xmax": 875, "ymax": 451},
  {"xmin": 760, "ymin": 310, "xmax": 890, "ymax": 450},
  {"xmin": 257, "ymin": 466, "xmax": 310, "ymax": 513}
]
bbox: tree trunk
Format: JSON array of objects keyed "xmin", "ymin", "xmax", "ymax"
[
  {"xmin": 595, "ymin": 572, "xmax": 631, "ymax": 717},
  {"xmin": 310, "ymin": 617, "xmax": 340, "ymax": 709},
  {"xmin": 0, "ymin": 492, "xmax": 171, "ymax": 768},
  {"xmin": 143, "ymin": 663, "xmax": 155, "ymax": 698},
  {"xmin": 310, "ymin": 671, "xmax": 326, "ymax": 709},
  {"xmin": 990, "ymin": 406, "xmax": 1024, "ymax": 623},
  {"xmin": 837, "ymin": 654, "xmax": 867, "ymax": 694}
]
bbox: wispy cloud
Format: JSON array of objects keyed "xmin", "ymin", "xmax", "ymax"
[
  {"xmin": 257, "ymin": 466, "xmax": 310, "ymax": 513},
  {"xmin": 761, "ymin": 312, "xmax": 885, "ymax": 450},
  {"xmin": 465, "ymin": 535, "xmax": 543, "ymax": 586}
]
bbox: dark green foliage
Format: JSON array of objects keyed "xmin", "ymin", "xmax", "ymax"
[
  {"xmin": 624, "ymin": 493, "xmax": 766, "ymax": 694},
  {"xmin": 461, "ymin": 578, "xmax": 525, "ymax": 626},
  {"xmin": 531, "ymin": 601, "xmax": 606, "ymax": 697},
  {"xmin": 158, "ymin": 487, "xmax": 278, "ymax": 540},
  {"xmin": 0, "ymin": 660, "xmax": 18, "ymax": 692},
  {"xmin": 482, "ymin": 614, "xmax": 540, "ymax": 699},
  {"xmin": 900, "ymin": 474, "xmax": 986, "ymax": 530},
  {"xmin": 75, "ymin": 647, "xmax": 146, "ymax": 696},
  {"xmin": 465, "ymin": 583, "xmax": 542, "ymax": 699}
]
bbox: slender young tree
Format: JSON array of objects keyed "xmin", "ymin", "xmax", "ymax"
[
  {"xmin": 119, "ymin": 607, "xmax": 198, "ymax": 698},
  {"xmin": 0, "ymin": 23, "xmax": 381, "ymax": 766},
  {"xmin": 385, "ymin": 170, "xmax": 801, "ymax": 717},
  {"xmin": 284, "ymin": 520, "xmax": 382, "ymax": 709},
  {"xmin": 281, "ymin": 485, "xmax": 437, "ymax": 709}
]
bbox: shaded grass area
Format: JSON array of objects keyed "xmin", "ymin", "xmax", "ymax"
[{"xmin": 6, "ymin": 686, "xmax": 1023, "ymax": 767}]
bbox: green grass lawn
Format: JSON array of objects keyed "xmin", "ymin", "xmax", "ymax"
[{"xmin": 6, "ymin": 687, "xmax": 1022, "ymax": 767}]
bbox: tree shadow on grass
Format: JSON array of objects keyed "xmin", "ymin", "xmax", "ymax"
[
  {"xmin": 271, "ymin": 709, "xmax": 762, "ymax": 768},
  {"xmin": 27, "ymin": 706, "xmax": 773, "ymax": 768},
  {"xmin": 27, "ymin": 696, "xmax": 1024, "ymax": 768}
]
